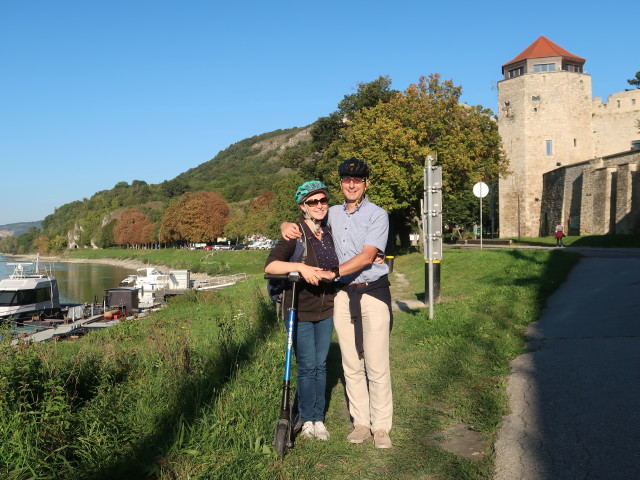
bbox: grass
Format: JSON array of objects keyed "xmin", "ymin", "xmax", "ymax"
[{"xmin": 0, "ymin": 247, "xmax": 581, "ymax": 479}]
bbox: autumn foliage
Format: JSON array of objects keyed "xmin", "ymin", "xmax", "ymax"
[
  {"xmin": 159, "ymin": 191, "xmax": 230, "ymax": 244},
  {"xmin": 113, "ymin": 209, "xmax": 154, "ymax": 246}
]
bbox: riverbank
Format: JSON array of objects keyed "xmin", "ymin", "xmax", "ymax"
[{"xmin": 1, "ymin": 253, "xmax": 220, "ymax": 283}]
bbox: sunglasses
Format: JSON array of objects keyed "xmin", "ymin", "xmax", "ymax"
[
  {"xmin": 304, "ymin": 197, "xmax": 329, "ymax": 207},
  {"xmin": 341, "ymin": 176, "xmax": 366, "ymax": 185}
]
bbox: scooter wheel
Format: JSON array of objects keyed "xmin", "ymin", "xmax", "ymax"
[{"xmin": 274, "ymin": 421, "xmax": 290, "ymax": 458}]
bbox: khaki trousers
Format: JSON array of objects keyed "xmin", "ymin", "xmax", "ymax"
[{"xmin": 334, "ymin": 289, "xmax": 393, "ymax": 432}]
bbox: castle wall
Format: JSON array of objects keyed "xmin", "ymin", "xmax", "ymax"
[
  {"xmin": 592, "ymin": 90, "xmax": 640, "ymax": 157},
  {"xmin": 615, "ymin": 162, "xmax": 638, "ymax": 234},
  {"xmin": 541, "ymin": 150, "xmax": 640, "ymax": 236}
]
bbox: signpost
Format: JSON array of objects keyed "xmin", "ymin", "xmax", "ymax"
[
  {"xmin": 473, "ymin": 181, "xmax": 489, "ymax": 249},
  {"xmin": 423, "ymin": 155, "xmax": 442, "ymax": 319}
]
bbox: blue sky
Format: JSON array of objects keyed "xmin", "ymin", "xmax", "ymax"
[{"xmin": 1, "ymin": 0, "xmax": 637, "ymax": 225}]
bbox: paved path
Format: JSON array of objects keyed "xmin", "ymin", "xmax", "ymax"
[{"xmin": 494, "ymin": 248, "xmax": 640, "ymax": 479}]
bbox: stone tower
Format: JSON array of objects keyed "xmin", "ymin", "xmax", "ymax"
[{"xmin": 498, "ymin": 36, "xmax": 592, "ymax": 237}]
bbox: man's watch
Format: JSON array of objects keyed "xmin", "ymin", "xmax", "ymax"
[{"xmin": 330, "ymin": 265, "xmax": 340, "ymax": 278}]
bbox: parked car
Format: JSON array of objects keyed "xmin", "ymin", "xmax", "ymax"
[
  {"xmin": 248, "ymin": 241, "xmax": 272, "ymax": 250},
  {"xmin": 232, "ymin": 244, "xmax": 248, "ymax": 250},
  {"xmin": 203, "ymin": 245, "xmax": 213, "ymax": 250}
]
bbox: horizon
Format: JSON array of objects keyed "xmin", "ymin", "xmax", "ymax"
[{"xmin": 1, "ymin": 0, "xmax": 637, "ymax": 225}]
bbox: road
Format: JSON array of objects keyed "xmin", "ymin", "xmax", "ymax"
[{"xmin": 494, "ymin": 247, "xmax": 640, "ymax": 479}]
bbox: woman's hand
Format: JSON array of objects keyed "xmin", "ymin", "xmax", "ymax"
[{"xmin": 299, "ymin": 265, "xmax": 324, "ymax": 286}]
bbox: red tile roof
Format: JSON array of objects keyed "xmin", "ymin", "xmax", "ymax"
[{"xmin": 503, "ymin": 36, "xmax": 585, "ymax": 67}]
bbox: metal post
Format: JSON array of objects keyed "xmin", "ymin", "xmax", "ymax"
[
  {"xmin": 426, "ymin": 156, "xmax": 434, "ymax": 320},
  {"xmin": 480, "ymin": 192, "xmax": 483, "ymax": 250}
]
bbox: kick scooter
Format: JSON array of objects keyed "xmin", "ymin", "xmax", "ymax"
[{"xmin": 265, "ymin": 271, "xmax": 301, "ymax": 459}]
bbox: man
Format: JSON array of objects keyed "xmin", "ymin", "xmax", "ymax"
[{"xmin": 282, "ymin": 157, "xmax": 393, "ymax": 448}]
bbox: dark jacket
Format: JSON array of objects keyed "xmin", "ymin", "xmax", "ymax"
[{"xmin": 265, "ymin": 220, "xmax": 337, "ymax": 322}]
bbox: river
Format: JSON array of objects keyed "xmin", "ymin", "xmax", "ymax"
[{"xmin": 0, "ymin": 255, "xmax": 137, "ymax": 304}]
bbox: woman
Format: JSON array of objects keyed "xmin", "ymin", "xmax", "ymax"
[{"xmin": 264, "ymin": 180, "xmax": 339, "ymax": 440}]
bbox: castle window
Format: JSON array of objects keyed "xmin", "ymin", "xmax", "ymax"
[
  {"xmin": 632, "ymin": 99, "xmax": 636, "ymax": 105},
  {"xmin": 531, "ymin": 95, "xmax": 540, "ymax": 101},
  {"xmin": 534, "ymin": 63, "xmax": 555, "ymax": 72},
  {"xmin": 509, "ymin": 67, "xmax": 524, "ymax": 78},
  {"xmin": 562, "ymin": 63, "xmax": 583, "ymax": 73},
  {"xmin": 546, "ymin": 140, "xmax": 553, "ymax": 156},
  {"xmin": 574, "ymin": 138, "xmax": 577, "ymax": 147}
]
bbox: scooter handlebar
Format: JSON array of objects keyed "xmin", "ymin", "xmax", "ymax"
[{"xmin": 264, "ymin": 272, "xmax": 302, "ymax": 282}]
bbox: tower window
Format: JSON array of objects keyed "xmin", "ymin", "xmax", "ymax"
[
  {"xmin": 632, "ymin": 99, "xmax": 636, "ymax": 105},
  {"xmin": 546, "ymin": 140, "xmax": 553, "ymax": 156},
  {"xmin": 562, "ymin": 63, "xmax": 583, "ymax": 73},
  {"xmin": 534, "ymin": 63, "xmax": 556, "ymax": 72},
  {"xmin": 509, "ymin": 67, "xmax": 524, "ymax": 78},
  {"xmin": 531, "ymin": 95, "xmax": 540, "ymax": 101},
  {"xmin": 574, "ymin": 138, "xmax": 577, "ymax": 147}
]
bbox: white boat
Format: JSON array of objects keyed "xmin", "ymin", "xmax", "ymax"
[
  {"xmin": 119, "ymin": 267, "xmax": 191, "ymax": 308},
  {"xmin": 118, "ymin": 268, "xmax": 247, "ymax": 308},
  {"xmin": 0, "ymin": 254, "xmax": 61, "ymax": 321}
]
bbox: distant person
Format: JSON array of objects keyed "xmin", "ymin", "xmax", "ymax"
[
  {"xmin": 452, "ymin": 225, "xmax": 463, "ymax": 243},
  {"xmin": 555, "ymin": 224, "xmax": 565, "ymax": 247},
  {"xmin": 264, "ymin": 180, "xmax": 339, "ymax": 441}
]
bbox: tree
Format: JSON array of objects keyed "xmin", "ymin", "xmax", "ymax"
[
  {"xmin": 160, "ymin": 178, "xmax": 189, "ymax": 198},
  {"xmin": 244, "ymin": 191, "xmax": 276, "ymax": 237},
  {"xmin": 303, "ymin": 76, "xmax": 400, "ymax": 178},
  {"xmin": 34, "ymin": 235, "xmax": 50, "ymax": 253},
  {"xmin": 337, "ymin": 75, "xmax": 398, "ymax": 118},
  {"xmin": 331, "ymin": 74, "xmax": 507, "ymax": 243},
  {"xmin": 17, "ymin": 227, "xmax": 41, "ymax": 254},
  {"xmin": 113, "ymin": 209, "xmax": 153, "ymax": 247},
  {"xmin": 627, "ymin": 71, "xmax": 640, "ymax": 89},
  {"xmin": 159, "ymin": 191, "xmax": 230, "ymax": 245},
  {"xmin": 266, "ymin": 174, "xmax": 306, "ymax": 238},
  {"xmin": 0, "ymin": 235, "xmax": 18, "ymax": 254},
  {"xmin": 49, "ymin": 235, "xmax": 68, "ymax": 253},
  {"xmin": 224, "ymin": 206, "xmax": 249, "ymax": 244}
]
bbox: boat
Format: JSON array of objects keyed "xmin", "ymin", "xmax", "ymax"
[
  {"xmin": 0, "ymin": 254, "xmax": 62, "ymax": 322},
  {"xmin": 119, "ymin": 267, "xmax": 191, "ymax": 308},
  {"xmin": 118, "ymin": 268, "xmax": 248, "ymax": 308}
]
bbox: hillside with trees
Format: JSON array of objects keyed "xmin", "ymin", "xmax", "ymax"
[{"xmin": 0, "ymin": 75, "xmax": 507, "ymax": 255}]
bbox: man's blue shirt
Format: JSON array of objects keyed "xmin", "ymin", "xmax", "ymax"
[{"xmin": 328, "ymin": 197, "xmax": 389, "ymax": 285}]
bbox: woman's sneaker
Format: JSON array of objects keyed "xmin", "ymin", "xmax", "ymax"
[
  {"xmin": 314, "ymin": 421, "xmax": 330, "ymax": 440},
  {"xmin": 301, "ymin": 421, "xmax": 315, "ymax": 439}
]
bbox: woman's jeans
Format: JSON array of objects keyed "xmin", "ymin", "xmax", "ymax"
[{"xmin": 290, "ymin": 316, "xmax": 333, "ymax": 423}]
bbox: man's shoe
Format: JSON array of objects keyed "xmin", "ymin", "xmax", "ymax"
[
  {"xmin": 314, "ymin": 421, "xmax": 330, "ymax": 440},
  {"xmin": 373, "ymin": 429, "xmax": 392, "ymax": 449},
  {"xmin": 301, "ymin": 421, "xmax": 315, "ymax": 439},
  {"xmin": 347, "ymin": 424, "xmax": 371, "ymax": 443}
]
